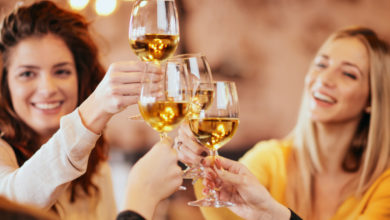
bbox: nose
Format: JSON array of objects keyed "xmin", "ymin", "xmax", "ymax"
[
  {"xmin": 317, "ymin": 67, "xmax": 336, "ymax": 88},
  {"xmin": 37, "ymin": 74, "xmax": 58, "ymax": 98}
]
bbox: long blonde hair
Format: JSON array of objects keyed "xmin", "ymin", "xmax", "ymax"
[{"xmin": 286, "ymin": 26, "xmax": 390, "ymax": 218}]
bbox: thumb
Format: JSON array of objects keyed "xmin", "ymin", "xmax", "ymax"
[{"xmin": 215, "ymin": 168, "xmax": 242, "ymax": 186}]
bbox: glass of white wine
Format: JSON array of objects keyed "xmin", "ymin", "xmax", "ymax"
[
  {"xmin": 187, "ymin": 81, "xmax": 239, "ymax": 208},
  {"xmin": 169, "ymin": 54, "xmax": 214, "ymax": 180},
  {"xmin": 129, "ymin": 0, "xmax": 179, "ymax": 62},
  {"xmin": 138, "ymin": 61, "xmax": 190, "ymax": 140}
]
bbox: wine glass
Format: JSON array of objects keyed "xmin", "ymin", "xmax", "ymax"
[
  {"xmin": 138, "ymin": 61, "xmax": 190, "ymax": 140},
  {"xmin": 187, "ymin": 81, "xmax": 239, "ymax": 207},
  {"xmin": 169, "ymin": 53, "xmax": 214, "ymax": 114},
  {"xmin": 129, "ymin": 0, "xmax": 179, "ymax": 62},
  {"xmin": 169, "ymin": 54, "xmax": 214, "ymax": 180},
  {"xmin": 128, "ymin": 0, "xmax": 180, "ymax": 119}
]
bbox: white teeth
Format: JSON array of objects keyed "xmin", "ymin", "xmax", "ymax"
[
  {"xmin": 34, "ymin": 102, "xmax": 61, "ymax": 110},
  {"xmin": 313, "ymin": 92, "xmax": 336, "ymax": 103}
]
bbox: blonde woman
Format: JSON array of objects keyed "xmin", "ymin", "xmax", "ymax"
[
  {"xmin": 0, "ymin": 1, "xmax": 182, "ymax": 219},
  {"xmin": 176, "ymin": 26, "xmax": 390, "ymax": 219}
]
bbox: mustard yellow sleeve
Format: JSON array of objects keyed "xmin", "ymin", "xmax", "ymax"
[
  {"xmin": 356, "ymin": 170, "xmax": 390, "ymax": 220},
  {"xmin": 193, "ymin": 139, "xmax": 289, "ymax": 219}
]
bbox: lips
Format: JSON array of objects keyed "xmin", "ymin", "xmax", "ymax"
[
  {"xmin": 313, "ymin": 91, "xmax": 336, "ymax": 104},
  {"xmin": 32, "ymin": 101, "xmax": 63, "ymax": 110}
]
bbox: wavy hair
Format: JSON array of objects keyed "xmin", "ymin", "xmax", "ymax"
[
  {"xmin": 286, "ymin": 26, "xmax": 390, "ymax": 218},
  {"xmin": 0, "ymin": 1, "xmax": 107, "ymax": 202}
]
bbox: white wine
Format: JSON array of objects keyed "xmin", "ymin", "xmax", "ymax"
[
  {"xmin": 190, "ymin": 89, "xmax": 214, "ymax": 114},
  {"xmin": 139, "ymin": 100, "xmax": 189, "ymax": 133},
  {"xmin": 189, "ymin": 117, "xmax": 239, "ymax": 150},
  {"xmin": 130, "ymin": 34, "xmax": 179, "ymax": 62}
]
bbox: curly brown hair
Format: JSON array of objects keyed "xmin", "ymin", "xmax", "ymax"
[{"xmin": 0, "ymin": 1, "xmax": 108, "ymax": 203}]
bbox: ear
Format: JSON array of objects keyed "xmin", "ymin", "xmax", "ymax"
[{"xmin": 365, "ymin": 106, "xmax": 371, "ymax": 114}]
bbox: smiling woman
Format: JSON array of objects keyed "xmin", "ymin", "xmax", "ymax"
[
  {"xmin": 7, "ymin": 34, "xmax": 79, "ymax": 142},
  {"xmin": 0, "ymin": 1, "xmax": 148, "ymax": 219},
  {"xmin": 306, "ymin": 37, "xmax": 370, "ymax": 124},
  {"xmin": 175, "ymin": 26, "xmax": 390, "ymax": 220}
]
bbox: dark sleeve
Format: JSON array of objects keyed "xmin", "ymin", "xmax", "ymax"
[
  {"xmin": 289, "ymin": 209, "xmax": 303, "ymax": 220},
  {"xmin": 116, "ymin": 210, "xmax": 146, "ymax": 220}
]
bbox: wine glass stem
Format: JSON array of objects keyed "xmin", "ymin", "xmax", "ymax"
[
  {"xmin": 159, "ymin": 132, "xmax": 168, "ymax": 140},
  {"xmin": 209, "ymin": 149, "xmax": 218, "ymax": 162}
]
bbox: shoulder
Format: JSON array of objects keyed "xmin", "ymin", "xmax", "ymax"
[
  {"xmin": 354, "ymin": 168, "xmax": 390, "ymax": 218},
  {"xmin": 239, "ymin": 139, "xmax": 292, "ymax": 166},
  {"xmin": 0, "ymin": 138, "xmax": 18, "ymax": 167},
  {"xmin": 238, "ymin": 139, "xmax": 292, "ymax": 186},
  {"xmin": 366, "ymin": 168, "xmax": 390, "ymax": 198}
]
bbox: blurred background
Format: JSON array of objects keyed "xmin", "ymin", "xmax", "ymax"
[{"xmin": 1, "ymin": 0, "xmax": 390, "ymax": 219}]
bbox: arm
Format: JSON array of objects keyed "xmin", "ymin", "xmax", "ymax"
[
  {"xmin": 0, "ymin": 61, "xmax": 149, "ymax": 208},
  {"xmin": 122, "ymin": 137, "xmax": 183, "ymax": 220},
  {"xmin": 79, "ymin": 61, "xmax": 159, "ymax": 134},
  {"xmin": 0, "ymin": 109, "xmax": 99, "ymax": 208}
]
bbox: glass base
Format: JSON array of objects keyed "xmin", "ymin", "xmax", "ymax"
[{"xmin": 188, "ymin": 197, "xmax": 235, "ymax": 208}]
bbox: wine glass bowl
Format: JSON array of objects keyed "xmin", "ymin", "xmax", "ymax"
[
  {"xmin": 187, "ymin": 81, "xmax": 239, "ymax": 207},
  {"xmin": 138, "ymin": 61, "xmax": 190, "ymax": 139},
  {"xmin": 169, "ymin": 54, "xmax": 213, "ymax": 112},
  {"xmin": 129, "ymin": 0, "xmax": 179, "ymax": 62},
  {"xmin": 168, "ymin": 54, "xmax": 214, "ymax": 180}
]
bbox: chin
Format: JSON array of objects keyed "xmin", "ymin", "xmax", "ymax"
[{"xmin": 34, "ymin": 124, "xmax": 60, "ymax": 136}]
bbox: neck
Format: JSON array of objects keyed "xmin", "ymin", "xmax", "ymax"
[{"xmin": 315, "ymin": 119, "xmax": 360, "ymax": 174}]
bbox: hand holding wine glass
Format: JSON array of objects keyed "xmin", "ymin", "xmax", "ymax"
[
  {"xmin": 138, "ymin": 61, "xmax": 190, "ymax": 140},
  {"xmin": 187, "ymin": 81, "xmax": 239, "ymax": 207},
  {"xmin": 199, "ymin": 156, "xmax": 291, "ymax": 219},
  {"xmin": 169, "ymin": 54, "xmax": 214, "ymax": 180}
]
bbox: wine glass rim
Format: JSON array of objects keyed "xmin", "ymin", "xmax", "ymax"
[
  {"xmin": 169, "ymin": 53, "xmax": 204, "ymax": 60},
  {"xmin": 212, "ymin": 80, "xmax": 236, "ymax": 84}
]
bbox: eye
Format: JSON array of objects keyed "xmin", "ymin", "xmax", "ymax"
[
  {"xmin": 316, "ymin": 63, "xmax": 327, "ymax": 68},
  {"xmin": 18, "ymin": 71, "xmax": 36, "ymax": 79},
  {"xmin": 343, "ymin": 71, "xmax": 357, "ymax": 80},
  {"xmin": 54, "ymin": 69, "xmax": 72, "ymax": 77}
]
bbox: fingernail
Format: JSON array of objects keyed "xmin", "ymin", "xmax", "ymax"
[
  {"xmin": 200, "ymin": 151, "xmax": 208, "ymax": 157},
  {"xmin": 215, "ymin": 158, "xmax": 222, "ymax": 170}
]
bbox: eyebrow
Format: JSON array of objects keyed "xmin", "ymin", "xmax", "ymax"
[
  {"xmin": 53, "ymin": 62, "xmax": 73, "ymax": 68},
  {"xmin": 318, "ymin": 54, "xmax": 364, "ymax": 76},
  {"xmin": 319, "ymin": 54, "xmax": 329, "ymax": 59},
  {"xmin": 342, "ymin": 62, "xmax": 364, "ymax": 76},
  {"xmin": 17, "ymin": 62, "xmax": 73, "ymax": 70}
]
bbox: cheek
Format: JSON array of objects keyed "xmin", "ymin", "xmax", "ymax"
[
  {"xmin": 64, "ymin": 79, "xmax": 79, "ymax": 107},
  {"xmin": 8, "ymin": 82, "xmax": 31, "ymax": 106},
  {"xmin": 343, "ymin": 89, "xmax": 369, "ymax": 108},
  {"xmin": 304, "ymin": 72, "xmax": 314, "ymax": 89}
]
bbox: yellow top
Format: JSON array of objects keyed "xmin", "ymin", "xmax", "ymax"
[{"xmin": 195, "ymin": 139, "xmax": 390, "ymax": 220}]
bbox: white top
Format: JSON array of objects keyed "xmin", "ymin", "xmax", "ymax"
[{"xmin": 0, "ymin": 109, "xmax": 117, "ymax": 220}]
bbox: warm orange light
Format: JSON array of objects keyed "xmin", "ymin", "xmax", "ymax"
[
  {"xmin": 69, "ymin": 0, "xmax": 89, "ymax": 11},
  {"xmin": 95, "ymin": 0, "xmax": 117, "ymax": 16}
]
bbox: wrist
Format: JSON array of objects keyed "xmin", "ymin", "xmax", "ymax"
[
  {"xmin": 251, "ymin": 198, "xmax": 290, "ymax": 220},
  {"xmin": 123, "ymin": 187, "xmax": 159, "ymax": 220},
  {"xmin": 79, "ymin": 93, "xmax": 113, "ymax": 134},
  {"xmin": 268, "ymin": 200, "xmax": 291, "ymax": 220}
]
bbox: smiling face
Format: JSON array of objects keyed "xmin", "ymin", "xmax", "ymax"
[
  {"xmin": 305, "ymin": 37, "xmax": 370, "ymax": 124},
  {"xmin": 6, "ymin": 34, "xmax": 78, "ymax": 139}
]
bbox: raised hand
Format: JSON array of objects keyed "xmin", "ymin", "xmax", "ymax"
[
  {"xmin": 78, "ymin": 61, "xmax": 161, "ymax": 134},
  {"xmin": 175, "ymin": 124, "xmax": 209, "ymax": 166},
  {"xmin": 123, "ymin": 137, "xmax": 183, "ymax": 219},
  {"xmin": 202, "ymin": 156, "xmax": 291, "ymax": 220}
]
